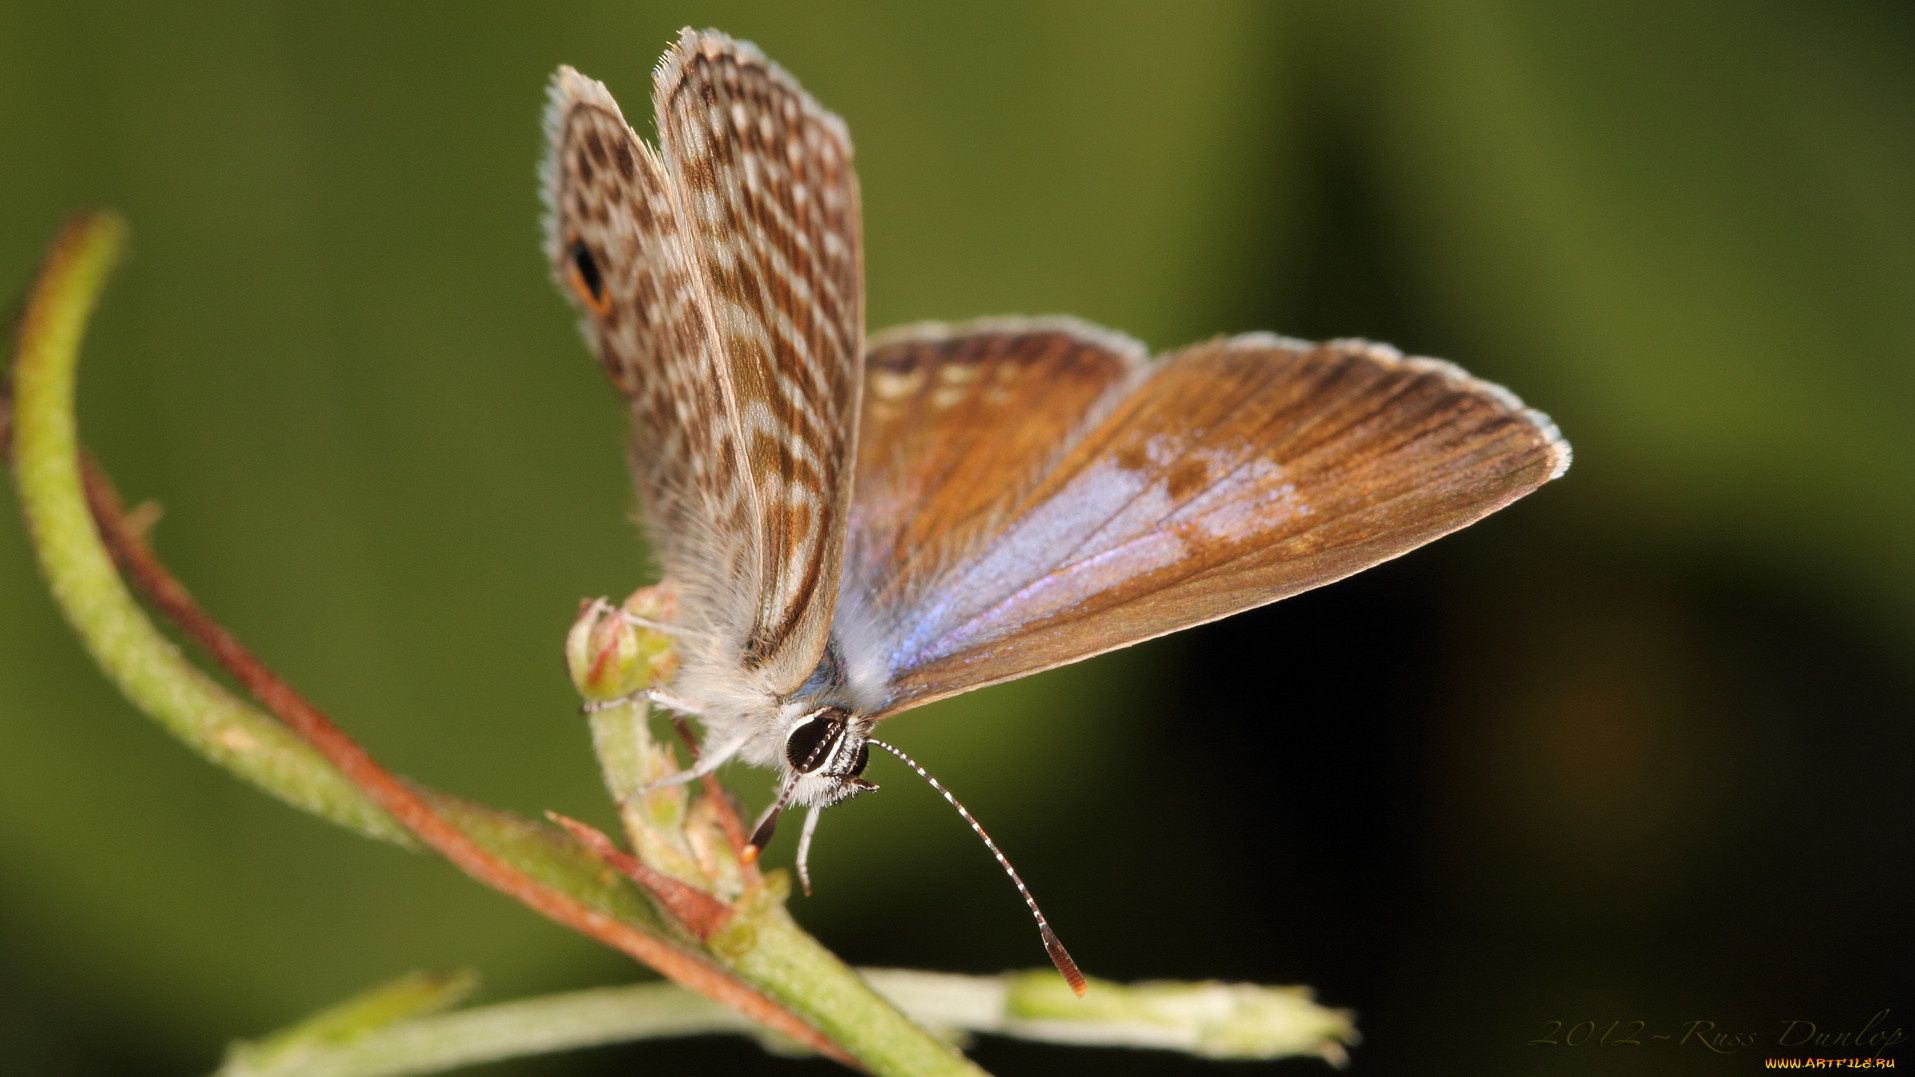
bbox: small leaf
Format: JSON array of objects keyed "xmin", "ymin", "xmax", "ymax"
[{"xmin": 222, "ymin": 970, "xmax": 479, "ymax": 1074}]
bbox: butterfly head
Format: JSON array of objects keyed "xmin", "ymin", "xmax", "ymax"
[
  {"xmin": 742, "ymin": 703, "xmax": 874, "ymax": 860},
  {"xmin": 779, "ymin": 704, "xmax": 877, "ymax": 808}
]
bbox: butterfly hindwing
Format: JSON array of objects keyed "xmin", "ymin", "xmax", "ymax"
[
  {"xmin": 543, "ymin": 67, "xmax": 758, "ymax": 636},
  {"xmin": 841, "ymin": 326, "xmax": 1570, "ymax": 715}
]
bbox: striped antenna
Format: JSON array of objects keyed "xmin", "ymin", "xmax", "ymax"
[{"xmin": 868, "ymin": 738, "xmax": 1086, "ymax": 996}]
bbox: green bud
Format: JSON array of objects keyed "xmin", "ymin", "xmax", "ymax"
[{"xmin": 565, "ymin": 586, "xmax": 680, "ymax": 702}]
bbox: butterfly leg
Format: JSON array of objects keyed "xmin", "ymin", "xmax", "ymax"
[
  {"xmin": 579, "ymin": 685, "xmax": 700, "ymax": 715},
  {"xmin": 618, "ymin": 612, "xmax": 676, "ymax": 633},
  {"xmin": 617, "ymin": 610, "xmax": 721, "ymax": 644},
  {"xmin": 631, "ymin": 725, "xmax": 753, "ymax": 797},
  {"xmin": 644, "ymin": 687, "xmax": 704, "ymax": 715},
  {"xmin": 793, "ymin": 804, "xmax": 824, "ymax": 896}
]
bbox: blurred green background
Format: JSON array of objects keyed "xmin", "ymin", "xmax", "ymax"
[{"xmin": 2, "ymin": 2, "xmax": 1910, "ymax": 1074}]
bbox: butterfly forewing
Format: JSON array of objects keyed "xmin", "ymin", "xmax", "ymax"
[
  {"xmin": 653, "ymin": 31, "xmax": 865, "ymax": 693},
  {"xmin": 843, "ymin": 329, "xmax": 1570, "ymax": 715}
]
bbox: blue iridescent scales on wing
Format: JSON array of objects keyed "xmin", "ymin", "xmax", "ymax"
[
  {"xmin": 545, "ymin": 28, "xmax": 1568, "ymax": 991},
  {"xmin": 836, "ymin": 323, "xmax": 1568, "ymax": 717}
]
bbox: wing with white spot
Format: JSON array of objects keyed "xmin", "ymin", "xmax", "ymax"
[
  {"xmin": 841, "ymin": 320, "xmax": 1145, "ymax": 662},
  {"xmin": 652, "ymin": 29, "xmax": 864, "ymax": 694},
  {"xmin": 838, "ymin": 325, "xmax": 1570, "ymax": 716}
]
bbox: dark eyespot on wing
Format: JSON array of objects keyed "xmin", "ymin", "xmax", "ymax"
[
  {"xmin": 541, "ymin": 65, "xmax": 760, "ymax": 650},
  {"xmin": 569, "ymin": 240, "xmax": 604, "ymax": 302}
]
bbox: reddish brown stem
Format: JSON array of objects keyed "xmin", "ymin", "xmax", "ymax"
[
  {"xmin": 547, "ymin": 812, "xmax": 733, "ymax": 939},
  {"xmin": 74, "ymin": 458, "xmax": 853, "ymax": 1066}
]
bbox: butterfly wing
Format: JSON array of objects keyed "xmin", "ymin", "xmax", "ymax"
[
  {"xmin": 844, "ymin": 318, "xmax": 1147, "ymax": 632},
  {"xmin": 546, "ymin": 30, "xmax": 863, "ymax": 696},
  {"xmin": 837, "ymin": 323, "xmax": 1570, "ymax": 716},
  {"xmin": 544, "ymin": 67, "xmax": 743, "ymax": 609}
]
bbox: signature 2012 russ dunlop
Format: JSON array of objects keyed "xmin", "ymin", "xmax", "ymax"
[{"xmin": 1528, "ymin": 1010, "xmax": 1903, "ymax": 1055}]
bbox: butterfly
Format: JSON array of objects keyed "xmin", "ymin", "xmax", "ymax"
[{"xmin": 542, "ymin": 28, "xmax": 1569, "ymax": 991}]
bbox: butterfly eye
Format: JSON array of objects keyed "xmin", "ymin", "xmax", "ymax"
[
  {"xmin": 565, "ymin": 238, "xmax": 611, "ymax": 315},
  {"xmin": 848, "ymin": 740, "xmax": 869, "ymax": 777},
  {"xmin": 784, "ymin": 710, "xmax": 844, "ymax": 773}
]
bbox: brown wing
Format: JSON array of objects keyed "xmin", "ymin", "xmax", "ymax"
[
  {"xmin": 652, "ymin": 29, "xmax": 864, "ymax": 693},
  {"xmin": 544, "ymin": 30, "xmax": 863, "ymax": 696},
  {"xmin": 836, "ymin": 325, "xmax": 1571, "ymax": 716},
  {"xmin": 844, "ymin": 319, "xmax": 1148, "ymax": 634},
  {"xmin": 543, "ymin": 66, "xmax": 757, "ymax": 635}
]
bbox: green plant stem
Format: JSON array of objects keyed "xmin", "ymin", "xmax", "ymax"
[
  {"xmin": 574, "ymin": 604, "xmax": 987, "ymax": 1075},
  {"xmin": 719, "ymin": 897, "xmax": 982, "ymax": 1076},
  {"xmin": 583, "ymin": 689, "xmax": 981, "ymax": 1074},
  {"xmin": 219, "ymin": 981, "xmax": 764, "ymax": 1077},
  {"xmin": 4, "ymin": 213, "xmax": 661, "ymax": 927},
  {"xmin": 7, "ymin": 212, "xmax": 405, "ymax": 843},
  {"xmin": 214, "ymin": 969, "xmax": 1357, "ymax": 1077}
]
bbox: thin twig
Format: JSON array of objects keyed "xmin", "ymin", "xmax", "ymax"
[
  {"xmin": 212, "ymin": 969, "xmax": 1359, "ymax": 1077},
  {"xmin": 546, "ymin": 811, "xmax": 734, "ymax": 939}
]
